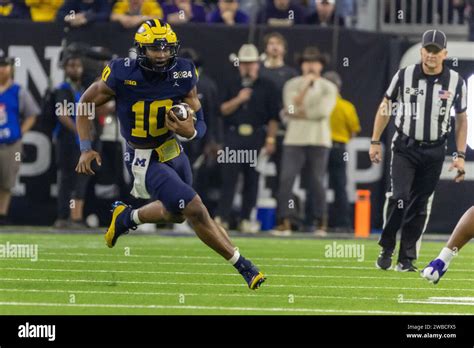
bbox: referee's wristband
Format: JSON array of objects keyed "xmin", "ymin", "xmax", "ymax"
[
  {"xmin": 79, "ymin": 139, "xmax": 92, "ymax": 152},
  {"xmin": 455, "ymin": 151, "xmax": 466, "ymax": 160},
  {"xmin": 371, "ymin": 140, "xmax": 382, "ymax": 145}
]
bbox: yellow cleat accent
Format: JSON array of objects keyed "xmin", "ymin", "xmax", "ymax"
[
  {"xmin": 104, "ymin": 205, "xmax": 127, "ymax": 248},
  {"xmin": 249, "ymin": 272, "xmax": 266, "ymax": 290}
]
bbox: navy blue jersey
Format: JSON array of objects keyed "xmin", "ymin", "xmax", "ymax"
[{"xmin": 102, "ymin": 57, "xmax": 198, "ymax": 145}]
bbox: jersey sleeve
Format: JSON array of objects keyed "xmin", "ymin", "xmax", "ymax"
[
  {"xmin": 385, "ymin": 69, "xmax": 401, "ymax": 101},
  {"xmin": 189, "ymin": 61, "xmax": 199, "ymax": 91},
  {"xmin": 454, "ymin": 77, "xmax": 467, "ymax": 114},
  {"xmin": 101, "ymin": 59, "xmax": 121, "ymax": 93}
]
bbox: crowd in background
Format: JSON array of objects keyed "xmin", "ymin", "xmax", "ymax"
[{"xmin": 0, "ymin": 0, "xmax": 357, "ymax": 27}]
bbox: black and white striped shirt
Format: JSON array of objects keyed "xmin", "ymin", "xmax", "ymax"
[{"xmin": 385, "ymin": 63, "xmax": 467, "ymax": 142}]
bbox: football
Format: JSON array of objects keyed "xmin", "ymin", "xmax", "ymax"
[{"xmin": 169, "ymin": 103, "xmax": 189, "ymax": 121}]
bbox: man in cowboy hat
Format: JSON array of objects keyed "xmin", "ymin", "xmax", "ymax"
[
  {"xmin": 216, "ymin": 43, "xmax": 280, "ymax": 233},
  {"xmin": 272, "ymin": 46, "xmax": 337, "ymax": 236}
]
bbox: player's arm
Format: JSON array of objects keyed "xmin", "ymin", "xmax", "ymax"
[
  {"xmin": 75, "ymin": 80, "xmax": 115, "ymax": 175},
  {"xmin": 369, "ymin": 97, "xmax": 391, "ymax": 164},
  {"xmin": 166, "ymin": 86, "xmax": 207, "ymax": 140}
]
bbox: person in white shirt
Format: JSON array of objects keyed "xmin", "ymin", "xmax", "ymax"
[{"xmin": 271, "ymin": 46, "xmax": 337, "ymax": 236}]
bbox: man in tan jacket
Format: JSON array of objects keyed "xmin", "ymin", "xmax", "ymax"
[{"xmin": 272, "ymin": 47, "xmax": 337, "ymax": 236}]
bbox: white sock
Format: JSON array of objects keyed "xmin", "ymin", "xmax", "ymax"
[
  {"xmin": 437, "ymin": 247, "xmax": 456, "ymax": 269},
  {"xmin": 228, "ymin": 248, "xmax": 240, "ymax": 265},
  {"xmin": 132, "ymin": 209, "xmax": 143, "ymax": 225}
]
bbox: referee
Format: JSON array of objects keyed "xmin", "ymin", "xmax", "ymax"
[{"xmin": 369, "ymin": 30, "xmax": 468, "ymax": 272}]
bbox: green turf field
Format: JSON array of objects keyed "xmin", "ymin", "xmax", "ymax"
[{"xmin": 0, "ymin": 232, "xmax": 473, "ymax": 315}]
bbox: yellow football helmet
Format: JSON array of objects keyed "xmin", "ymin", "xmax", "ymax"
[{"xmin": 134, "ymin": 19, "xmax": 180, "ymax": 72}]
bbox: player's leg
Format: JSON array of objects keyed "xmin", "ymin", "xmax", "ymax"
[
  {"xmin": 183, "ymin": 195, "xmax": 234, "ymax": 258},
  {"xmin": 155, "ymin": 154, "xmax": 264, "ymax": 289},
  {"xmin": 105, "ymin": 147, "xmax": 186, "ymax": 247},
  {"xmin": 182, "ymin": 195, "xmax": 265, "ymax": 289},
  {"xmin": 446, "ymin": 206, "xmax": 474, "ymax": 250},
  {"xmin": 134, "ymin": 200, "xmax": 185, "ymax": 223},
  {"xmin": 105, "ymin": 197, "xmax": 187, "ymax": 248},
  {"xmin": 421, "ymin": 206, "xmax": 474, "ymax": 284}
]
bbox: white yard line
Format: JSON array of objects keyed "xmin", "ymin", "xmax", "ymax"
[
  {"xmin": 40, "ymin": 251, "xmax": 474, "ymax": 261},
  {"xmin": 3, "ymin": 267, "xmax": 474, "ymax": 282},
  {"xmin": 0, "ymin": 301, "xmax": 470, "ymax": 315},
  {"xmin": 400, "ymin": 299, "xmax": 474, "ymax": 306},
  {"xmin": 0, "ymin": 277, "xmax": 472, "ymax": 292},
  {"xmin": 429, "ymin": 297, "xmax": 474, "ymax": 302},
  {"xmin": 0, "ymin": 287, "xmax": 386, "ymax": 301},
  {"xmin": 40, "ymin": 252, "xmax": 369, "ymax": 263},
  {"xmin": 2, "ymin": 258, "xmax": 472, "ymax": 273}
]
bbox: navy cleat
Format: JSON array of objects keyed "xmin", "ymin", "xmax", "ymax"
[
  {"xmin": 235, "ymin": 258, "xmax": 266, "ymax": 290},
  {"xmin": 421, "ymin": 259, "xmax": 447, "ymax": 285},
  {"xmin": 105, "ymin": 201, "xmax": 136, "ymax": 248}
]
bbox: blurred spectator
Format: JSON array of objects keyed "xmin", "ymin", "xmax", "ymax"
[
  {"xmin": 322, "ymin": 71, "xmax": 360, "ymax": 231},
  {"xmin": 56, "ymin": 0, "xmax": 112, "ymax": 26},
  {"xmin": 179, "ymin": 48, "xmax": 222, "ymax": 215},
  {"xmin": 306, "ymin": 0, "xmax": 344, "ymax": 26},
  {"xmin": 163, "ymin": 0, "xmax": 206, "ymax": 23},
  {"xmin": 260, "ymin": 32, "xmax": 298, "ymax": 99},
  {"xmin": 259, "ymin": 32, "xmax": 298, "ymax": 204},
  {"xmin": 384, "ymin": 0, "xmax": 466, "ymax": 24},
  {"xmin": 0, "ymin": 0, "xmax": 30, "ymax": 19},
  {"xmin": 257, "ymin": 0, "xmax": 307, "ymax": 26},
  {"xmin": 238, "ymin": 0, "xmax": 266, "ymax": 21},
  {"xmin": 335, "ymin": 0, "xmax": 355, "ymax": 26},
  {"xmin": 446, "ymin": 0, "xmax": 466, "ymax": 24},
  {"xmin": 271, "ymin": 47, "xmax": 337, "ymax": 236},
  {"xmin": 208, "ymin": 0, "xmax": 249, "ymax": 24},
  {"xmin": 216, "ymin": 44, "xmax": 279, "ymax": 233},
  {"xmin": 53, "ymin": 55, "xmax": 95, "ymax": 229},
  {"xmin": 179, "ymin": 48, "xmax": 220, "ymax": 163},
  {"xmin": 0, "ymin": 55, "xmax": 39, "ymax": 225},
  {"xmin": 26, "ymin": 0, "xmax": 64, "ymax": 21},
  {"xmin": 111, "ymin": 0, "xmax": 163, "ymax": 28}
]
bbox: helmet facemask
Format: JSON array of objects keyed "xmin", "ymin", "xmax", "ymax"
[{"xmin": 136, "ymin": 40, "xmax": 180, "ymax": 73}]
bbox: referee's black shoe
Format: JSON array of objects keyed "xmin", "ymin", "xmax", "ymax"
[
  {"xmin": 375, "ymin": 249, "xmax": 393, "ymax": 270},
  {"xmin": 395, "ymin": 260, "xmax": 418, "ymax": 272}
]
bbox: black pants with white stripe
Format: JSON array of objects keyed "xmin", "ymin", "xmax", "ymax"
[{"xmin": 379, "ymin": 134, "xmax": 445, "ymax": 263}]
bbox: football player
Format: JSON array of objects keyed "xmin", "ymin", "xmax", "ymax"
[
  {"xmin": 75, "ymin": 19, "xmax": 265, "ymax": 290},
  {"xmin": 421, "ymin": 206, "xmax": 474, "ymax": 284}
]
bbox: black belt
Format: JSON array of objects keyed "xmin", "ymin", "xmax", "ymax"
[{"xmin": 396, "ymin": 131, "xmax": 447, "ymax": 148}]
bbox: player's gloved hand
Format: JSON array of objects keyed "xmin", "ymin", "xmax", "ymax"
[
  {"xmin": 75, "ymin": 150, "xmax": 102, "ymax": 175},
  {"xmin": 166, "ymin": 109, "xmax": 196, "ymax": 139},
  {"xmin": 449, "ymin": 157, "xmax": 465, "ymax": 183}
]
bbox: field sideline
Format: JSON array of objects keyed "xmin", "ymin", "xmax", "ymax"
[{"xmin": 0, "ymin": 232, "xmax": 473, "ymax": 315}]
